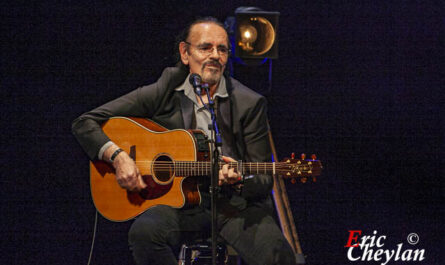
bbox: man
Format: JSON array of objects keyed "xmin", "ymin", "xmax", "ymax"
[{"xmin": 72, "ymin": 17, "xmax": 295, "ymax": 265}]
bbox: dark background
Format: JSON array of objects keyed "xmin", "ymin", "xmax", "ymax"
[{"xmin": 2, "ymin": 1, "xmax": 442, "ymax": 264}]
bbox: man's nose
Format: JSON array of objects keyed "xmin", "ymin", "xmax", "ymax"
[{"xmin": 209, "ymin": 47, "xmax": 220, "ymax": 59}]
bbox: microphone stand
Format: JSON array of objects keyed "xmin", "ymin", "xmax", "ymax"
[{"xmin": 199, "ymin": 83, "xmax": 222, "ymax": 265}]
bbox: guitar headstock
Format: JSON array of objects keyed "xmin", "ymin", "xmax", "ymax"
[{"xmin": 278, "ymin": 153, "xmax": 323, "ymax": 183}]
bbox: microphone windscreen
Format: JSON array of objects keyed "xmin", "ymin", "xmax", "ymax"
[{"xmin": 189, "ymin": 73, "xmax": 202, "ymax": 88}]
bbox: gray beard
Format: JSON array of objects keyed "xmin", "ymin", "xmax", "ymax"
[{"xmin": 201, "ymin": 70, "xmax": 221, "ymax": 86}]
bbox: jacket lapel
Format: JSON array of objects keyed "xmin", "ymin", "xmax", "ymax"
[
  {"xmin": 218, "ymin": 97, "xmax": 239, "ymax": 158},
  {"xmin": 179, "ymin": 92, "xmax": 194, "ymax": 129}
]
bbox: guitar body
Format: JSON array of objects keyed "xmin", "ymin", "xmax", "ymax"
[
  {"xmin": 90, "ymin": 117, "xmax": 322, "ymax": 222},
  {"xmin": 90, "ymin": 117, "xmax": 206, "ymax": 222}
]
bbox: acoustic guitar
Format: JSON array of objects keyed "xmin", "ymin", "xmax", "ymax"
[{"xmin": 90, "ymin": 117, "xmax": 322, "ymax": 221}]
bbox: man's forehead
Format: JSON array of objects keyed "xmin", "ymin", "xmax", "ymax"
[{"xmin": 188, "ymin": 22, "xmax": 228, "ymax": 44}]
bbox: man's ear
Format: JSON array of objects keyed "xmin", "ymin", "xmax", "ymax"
[{"xmin": 179, "ymin": 42, "xmax": 189, "ymax": 65}]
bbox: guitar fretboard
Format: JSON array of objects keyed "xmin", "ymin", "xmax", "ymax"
[{"xmin": 158, "ymin": 161, "xmax": 314, "ymax": 176}]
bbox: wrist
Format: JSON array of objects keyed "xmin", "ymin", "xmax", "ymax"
[{"xmin": 109, "ymin": 148, "xmax": 124, "ymax": 164}]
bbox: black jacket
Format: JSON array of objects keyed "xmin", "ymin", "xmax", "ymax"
[{"xmin": 72, "ymin": 66, "xmax": 273, "ymax": 204}]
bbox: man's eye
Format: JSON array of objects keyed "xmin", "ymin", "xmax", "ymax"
[
  {"xmin": 218, "ymin": 47, "xmax": 228, "ymax": 53},
  {"xmin": 200, "ymin": 46, "xmax": 213, "ymax": 52}
]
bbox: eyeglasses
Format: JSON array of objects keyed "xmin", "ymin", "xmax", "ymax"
[{"xmin": 183, "ymin": 41, "xmax": 231, "ymax": 57}]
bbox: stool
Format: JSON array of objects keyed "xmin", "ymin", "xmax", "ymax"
[
  {"xmin": 178, "ymin": 243, "xmax": 227, "ymax": 265},
  {"xmin": 178, "ymin": 241, "xmax": 242, "ymax": 265}
]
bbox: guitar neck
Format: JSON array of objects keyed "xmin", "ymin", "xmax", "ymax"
[
  {"xmin": 174, "ymin": 161, "xmax": 275, "ymax": 176},
  {"xmin": 172, "ymin": 161, "xmax": 316, "ymax": 176}
]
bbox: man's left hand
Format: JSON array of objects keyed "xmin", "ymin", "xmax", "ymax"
[{"xmin": 219, "ymin": 156, "xmax": 242, "ymax": 186}]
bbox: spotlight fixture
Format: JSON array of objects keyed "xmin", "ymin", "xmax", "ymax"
[{"xmin": 233, "ymin": 7, "xmax": 279, "ymax": 59}]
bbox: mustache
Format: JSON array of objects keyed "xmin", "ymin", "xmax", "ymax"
[{"xmin": 202, "ymin": 60, "xmax": 222, "ymax": 70}]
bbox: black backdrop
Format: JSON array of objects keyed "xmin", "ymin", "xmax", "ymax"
[{"xmin": 2, "ymin": 1, "xmax": 442, "ymax": 264}]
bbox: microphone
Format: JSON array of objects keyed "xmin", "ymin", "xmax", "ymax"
[{"xmin": 189, "ymin": 73, "xmax": 202, "ymax": 95}]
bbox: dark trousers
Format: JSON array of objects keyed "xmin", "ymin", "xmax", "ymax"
[{"xmin": 128, "ymin": 204, "xmax": 296, "ymax": 265}]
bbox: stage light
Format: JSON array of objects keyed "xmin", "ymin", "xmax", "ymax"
[{"xmin": 233, "ymin": 7, "xmax": 279, "ymax": 59}]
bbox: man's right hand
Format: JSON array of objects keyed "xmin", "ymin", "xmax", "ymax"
[{"xmin": 104, "ymin": 145, "xmax": 147, "ymax": 192}]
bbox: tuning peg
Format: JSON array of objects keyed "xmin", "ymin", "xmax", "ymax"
[
  {"xmin": 300, "ymin": 177, "xmax": 307, "ymax": 183},
  {"xmin": 311, "ymin": 154, "xmax": 317, "ymax": 160},
  {"xmin": 312, "ymin": 176, "xmax": 317, "ymax": 182},
  {"xmin": 301, "ymin": 153, "xmax": 306, "ymax": 160},
  {"xmin": 291, "ymin": 178, "xmax": 296, "ymax": 184},
  {"xmin": 291, "ymin": 152, "xmax": 295, "ymax": 159}
]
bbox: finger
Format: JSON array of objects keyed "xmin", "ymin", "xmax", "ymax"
[
  {"xmin": 227, "ymin": 168, "xmax": 239, "ymax": 184},
  {"xmin": 132, "ymin": 167, "xmax": 144, "ymax": 189},
  {"xmin": 116, "ymin": 172, "xmax": 127, "ymax": 188},
  {"xmin": 222, "ymin": 156, "xmax": 236, "ymax": 163},
  {"xmin": 228, "ymin": 168, "xmax": 235, "ymax": 179},
  {"xmin": 218, "ymin": 170, "xmax": 225, "ymax": 186},
  {"xmin": 127, "ymin": 174, "xmax": 139, "ymax": 191},
  {"xmin": 222, "ymin": 164, "xmax": 229, "ymax": 177},
  {"xmin": 129, "ymin": 172, "xmax": 138, "ymax": 185},
  {"xmin": 138, "ymin": 174, "xmax": 147, "ymax": 189},
  {"xmin": 117, "ymin": 178, "xmax": 125, "ymax": 187},
  {"xmin": 120, "ymin": 171, "xmax": 137, "ymax": 190}
]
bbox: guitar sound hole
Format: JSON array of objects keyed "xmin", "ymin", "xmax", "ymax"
[{"xmin": 153, "ymin": 155, "xmax": 174, "ymax": 183}]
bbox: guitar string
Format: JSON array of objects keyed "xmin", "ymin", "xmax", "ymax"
[
  {"xmin": 132, "ymin": 163, "xmax": 311, "ymax": 167},
  {"xmin": 132, "ymin": 161, "xmax": 312, "ymax": 166},
  {"xmin": 129, "ymin": 162, "xmax": 314, "ymax": 172},
  {"xmin": 132, "ymin": 168, "xmax": 311, "ymax": 171},
  {"xmin": 129, "ymin": 163, "xmax": 312, "ymax": 173},
  {"xmin": 133, "ymin": 163, "xmax": 311, "ymax": 166},
  {"xmin": 132, "ymin": 162, "xmax": 311, "ymax": 168}
]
